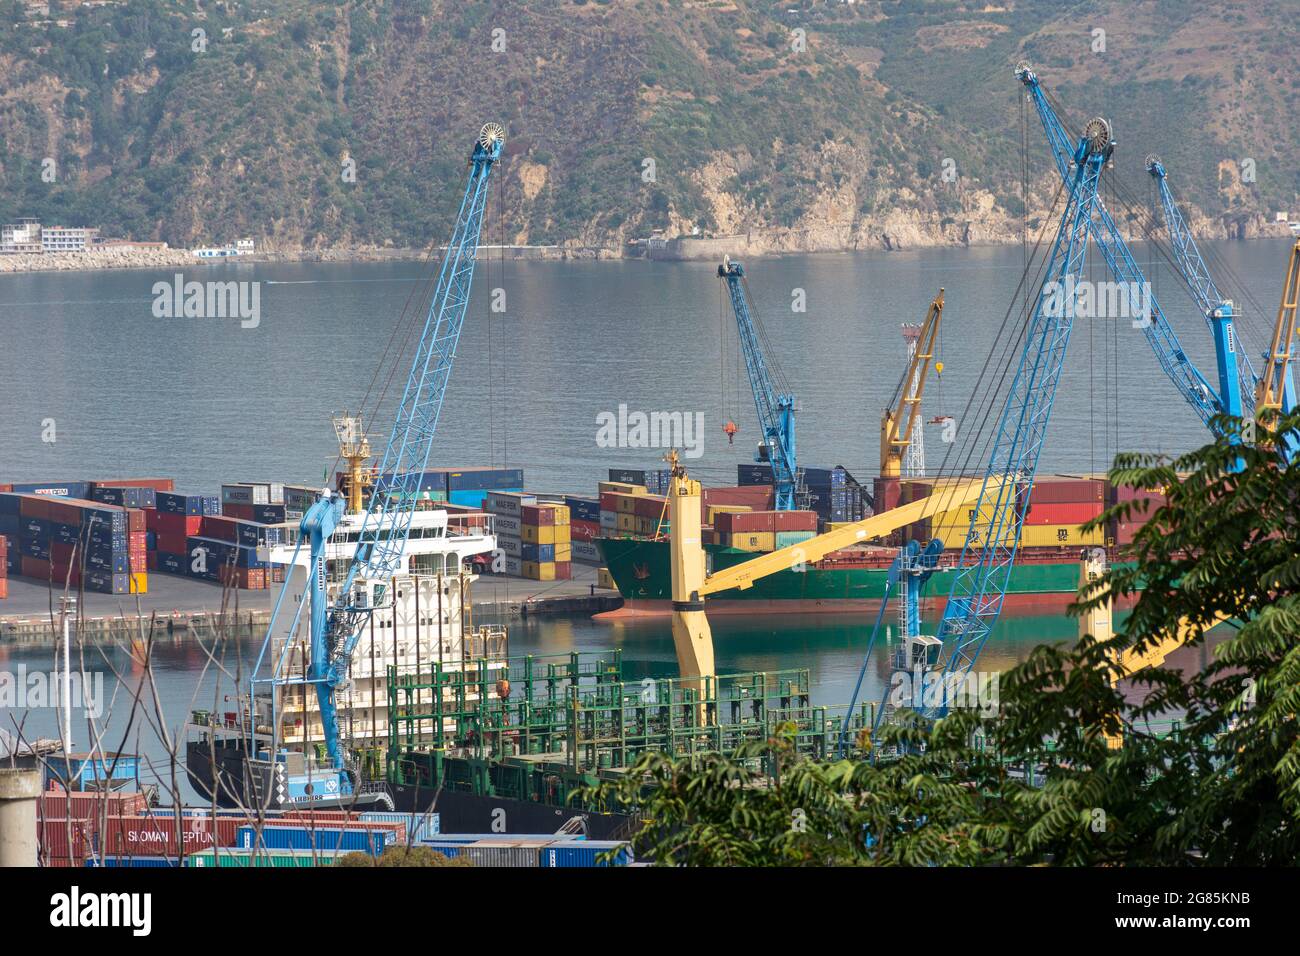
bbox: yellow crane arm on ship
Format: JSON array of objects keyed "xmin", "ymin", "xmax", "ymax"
[
  {"xmin": 697, "ymin": 475, "xmax": 1001, "ymax": 597},
  {"xmin": 880, "ymin": 290, "xmax": 945, "ymax": 479}
]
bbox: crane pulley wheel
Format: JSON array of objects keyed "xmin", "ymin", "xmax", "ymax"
[{"xmin": 479, "ymin": 122, "xmax": 506, "ymax": 151}]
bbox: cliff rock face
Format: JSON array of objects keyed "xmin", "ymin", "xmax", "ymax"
[{"xmin": 0, "ymin": 1, "xmax": 1294, "ymax": 256}]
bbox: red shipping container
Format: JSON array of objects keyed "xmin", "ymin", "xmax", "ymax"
[
  {"xmin": 0, "ymin": 533, "xmax": 8, "ymax": 557},
  {"xmin": 40, "ymin": 789, "xmax": 148, "ymax": 821},
  {"xmin": 155, "ymin": 512, "xmax": 203, "ymax": 536},
  {"xmin": 46, "ymin": 500, "xmax": 79, "ymax": 525},
  {"xmin": 633, "ymin": 496, "xmax": 668, "ymax": 520},
  {"xmin": 21, "ymin": 556, "xmax": 51, "ymax": 579},
  {"xmin": 773, "ymin": 510, "xmax": 819, "ymax": 532},
  {"xmin": 554, "ymin": 561, "xmax": 572, "ymax": 581},
  {"xmin": 223, "ymin": 502, "xmax": 255, "ymax": 521},
  {"xmin": 570, "ymin": 519, "xmax": 600, "ymax": 541},
  {"xmin": 520, "ymin": 503, "xmax": 566, "ymax": 526},
  {"xmin": 39, "ymin": 818, "xmax": 94, "ymax": 867},
  {"xmin": 156, "ymin": 531, "xmax": 188, "ymax": 554},
  {"xmin": 1028, "ymin": 478, "xmax": 1105, "ymax": 504},
  {"xmin": 1024, "ymin": 501, "xmax": 1104, "ymax": 526},
  {"xmin": 92, "ymin": 478, "xmax": 175, "ymax": 493},
  {"xmin": 0, "ymin": 483, "xmax": 10, "ymax": 492},
  {"xmin": 17, "ymin": 494, "xmax": 50, "ymax": 519},
  {"xmin": 129, "ymin": 531, "xmax": 147, "ymax": 550},
  {"xmin": 129, "ymin": 553, "xmax": 146, "ymax": 574},
  {"xmin": 873, "ymin": 477, "xmax": 902, "ymax": 514},
  {"xmin": 599, "ymin": 492, "xmax": 622, "ymax": 512},
  {"xmin": 126, "ymin": 508, "xmax": 145, "ymax": 532},
  {"xmin": 0, "ymin": 579, "xmax": 7, "ymax": 599},
  {"xmin": 202, "ymin": 516, "xmax": 239, "ymax": 542},
  {"xmin": 715, "ymin": 510, "xmax": 777, "ymax": 534},
  {"xmin": 100, "ymin": 813, "xmax": 249, "ymax": 856},
  {"xmin": 50, "ymin": 541, "xmax": 76, "ymax": 564}
]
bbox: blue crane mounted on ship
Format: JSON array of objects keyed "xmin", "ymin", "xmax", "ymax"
[
  {"xmin": 841, "ymin": 94, "xmax": 1125, "ymax": 737},
  {"xmin": 718, "ymin": 257, "xmax": 802, "ymax": 511},
  {"xmin": 1146, "ymin": 155, "xmax": 1298, "ymax": 459},
  {"xmin": 1021, "ymin": 64, "xmax": 1298, "ymax": 457},
  {"xmin": 246, "ymin": 122, "xmax": 505, "ymax": 807}
]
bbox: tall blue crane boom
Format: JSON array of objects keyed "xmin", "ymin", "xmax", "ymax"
[
  {"xmin": 1146, "ymin": 157, "xmax": 1252, "ymax": 420},
  {"xmin": 1017, "ymin": 67, "xmax": 1224, "ymax": 432},
  {"xmin": 254, "ymin": 122, "xmax": 505, "ymax": 787},
  {"xmin": 719, "ymin": 257, "xmax": 799, "ymax": 510},
  {"xmin": 925, "ymin": 112, "xmax": 1118, "ymax": 713}
]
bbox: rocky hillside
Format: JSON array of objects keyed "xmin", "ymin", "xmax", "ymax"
[{"xmin": 0, "ymin": 0, "xmax": 1294, "ymax": 254}]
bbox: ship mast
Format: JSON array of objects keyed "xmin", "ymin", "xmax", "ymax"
[{"xmin": 332, "ymin": 412, "xmax": 372, "ymax": 515}]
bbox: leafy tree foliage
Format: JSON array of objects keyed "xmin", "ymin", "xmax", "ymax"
[{"xmin": 587, "ymin": 411, "xmax": 1300, "ymax": 866}]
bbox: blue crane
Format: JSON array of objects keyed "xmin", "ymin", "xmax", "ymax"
[
  {"xmin": 249, "ymin": 122, "xmax": 505, "ymax": 801},
  {"xmin": 1145, "ymin": 156, "xmax": 1251, "ymax": 421},
  {"xmin": 718, "ymin": 257, "xmax": 800, "ymax": 510},
  {"xmin": 1017, "ymin": 66, "xmax": 1224, "ymax": 433},
  {"xmin": 918, "ymin": 110, "xmax": 1119, "ymax": 718}
]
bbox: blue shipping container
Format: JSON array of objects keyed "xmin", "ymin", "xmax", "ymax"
[
  {"xmin": 8, "ymin": 481, "xmax": 91, "ymax": 499},
  {"xmin": 236, "ymin": 825, "xmax": 391, "ymax": 855},
  {"xmin": 446, "ymin": 468, "xmax": 525, "ymax": 492},
  {"xmin": 157, "ymin": 552, "xmax": 186, "ymax": 575},
  {"xmin": 85, "ymin": 856, "xmax": 182, "ymax": 868},
  {"xmin": 156, "ymin": 492, "xmax": 204, "ymax": 516},
  {"xmin": 520, "ymin": 542, "xmax": 555, "ymax": 563},
  {"xmin": 564, "ymin": 497, "xmax": 601, "ymax": 523},
  {"xmin": 539, "ymin": 841, "xmax": 633, "ymax": 868}
]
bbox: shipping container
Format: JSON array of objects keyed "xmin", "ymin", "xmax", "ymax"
[
  {"xmin": 99, "ymin": 814, "xmax": 246, "ymax": 856},
  {"xmin": 597, "ymin": 481, "xmax": 646, "ymax": 496},
  {"xmin": 236, "ymin": 824, "xmax": 400, "ymax": 855},
  {"xmin": 1026, "ymin": 478, "xmax": 1106, "ymax": 504},
  {"xmin": 484, "ymin": 491, "xmax": 536, "ymax": 516},
  {"xmin": 570, "ymin": 539, "xmax": 601, "ymax": 563},
  {"xmin": 93, "ymin": 478, "xmax": 175, "ymax": 493},
  {"xmin": 539, "ymin": 840, "xmax": 632, "ymax": 868},
  {"xmin": 8, "ymin": 480, "xmax": 91, "ymax": 499},
  {"xmin": 564, "ymin": 496, "xmax": 601, "ymax": 523}
]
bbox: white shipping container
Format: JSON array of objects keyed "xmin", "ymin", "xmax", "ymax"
[
  {"xmin": 504, "ymin": 556, "xmax": 522, "ymax": 576},
  {"xmin": 599, "ymin": 510, "xmax": 618, "ymax": 530},
  {"xmin": 570, "ymin": 540, "xmax": 600, "ymax": 563},
  {"xmin": 497, "ymin": 534, "xmax": 521, "ymax": 558},
  {"xmin": 493, "ymin": 515, "xmax": 521, "ymax": 536}
]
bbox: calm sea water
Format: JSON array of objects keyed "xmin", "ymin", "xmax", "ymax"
[
  {"xmin": 1, "ymin": 239, "xmax": 1290, "ymax": 493},
  {"xmin": 0, "ymin": 240, "xmax": 1278, "ymax": 796}
]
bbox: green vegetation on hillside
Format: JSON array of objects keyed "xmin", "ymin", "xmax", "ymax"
[{"xmin": 0, "ymin": 0, "xmax": 1293, "ymax": 250}]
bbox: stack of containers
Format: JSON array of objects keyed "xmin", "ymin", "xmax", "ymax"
[
  {"xmin": 565, "ymin": 496, "xmax": 602, "ymax": 564},
  {"xmin": 922, "ymin": 476, "xmax": 1106, "ymax": 549},
  {"xmin": 485, "ymin": 491, "xmax": 535, "ymax": 577},
  {"xmin": 151, "ymin": 492, "xmax": 217, "ymax": 581},
  {"xmin": 608, "ymin": 468, "xmax": 671, "ymax": 495},
  {"xmin": 0, "ymin": 533, "xmax": 7, "ymax": 599},
  {"xmin": 597, "ymin": 481, "xmax": 644, "ymax": 538},
  {"xmin": 713, "ymin": 510, "xmax": 818, "ymax": 552},
  {"xmin": 738, "ymin": 464, "xmax": 868, "ymax": 526},
  {"xmin": 1021, "ymin": 477, "xmax": 1106, "ymax": 548},
  {"xmin": 601, "ymin": 488, "xmax": 668, "ymax": 537},
  {"xmin": 0, "ymin": 492, "xmax": 147, "ymax": 594},
  {"xmin": 520, "ymin": 501, "xmax": 571, "ymax": 580},
  {"xmin": 186, "ymin": 511, "xmax": 274, "ymax": 590},
  {"xmin": 1112, "ymin": 482, "xmax": 1166, "ymax": 547},
  {"xmin": 368, "ymin": 467, "xmax": 524, "ymax": 509}
]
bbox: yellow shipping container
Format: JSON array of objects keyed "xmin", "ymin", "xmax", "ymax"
[
  {"xmin": 129, "ymin": 572, "xmax": 148, "ymax": 594},
  {"xmin": 929, "ymin": 521, "xmax": 1102, "ymax": 548},
  {"xmin": 553, "ymin": 542, "xmax": 572, "ymax": 563},
  {"xmin": 614, "ymin": 494, "xmax": 641, "ymax": 515},
  {"xmin": 522, "ymin": 523, "xmax": 571, "ymax": 545},
  {"xmin": 706, "ymin": 504, "xmax": 751, "ymax": 523},
  {"xmin": 597, "ymin": 567, "xmax": 616, "ymax": 590},
  {"xmin": 1020, "ymin": 523, "xmax": 1104, "ymax": 547},
  {"xmin": 522, "ymin": 560, "xmax": 557, "ymax": 581},
  {"xmin": 616, "ymin": 513, "xmax": 638, "ymax": 532},
  {"xmin": 725, "ymin": 531, "xmax": 776, "ymax": 552},
  {"xmin": 599, "ymin": 481, "xmax": 646, "ymax": 496}
]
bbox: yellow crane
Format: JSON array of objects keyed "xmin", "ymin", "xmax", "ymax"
[
  {"xmin": 1255, "ymin": 238, "xmax": 1300, "ymax": 416},
  {"xmin": 881, "ymin": 290, "xmax": 945, "ymax": 478},
  {"xmin": 1076, "ymin": 550, "xmax": 1234, "ymax": 749},
  {"xmin": 664, "ymin": 448, "xmax": 1004, "ymax": 703}
]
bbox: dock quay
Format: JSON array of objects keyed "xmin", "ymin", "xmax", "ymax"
[{"xmin": 0, "ymin": 563, "xmax": 621, "ymax": 642}]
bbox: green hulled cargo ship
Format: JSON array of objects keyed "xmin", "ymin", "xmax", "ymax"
[{"xmin": 596, "ymin": 536, "xmax": 1121, "ymax": 617}]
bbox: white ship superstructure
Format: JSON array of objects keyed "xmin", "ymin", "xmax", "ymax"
[{"xmin": 261, "ymin": 506, "xmax": 504, "ymax": 750}]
